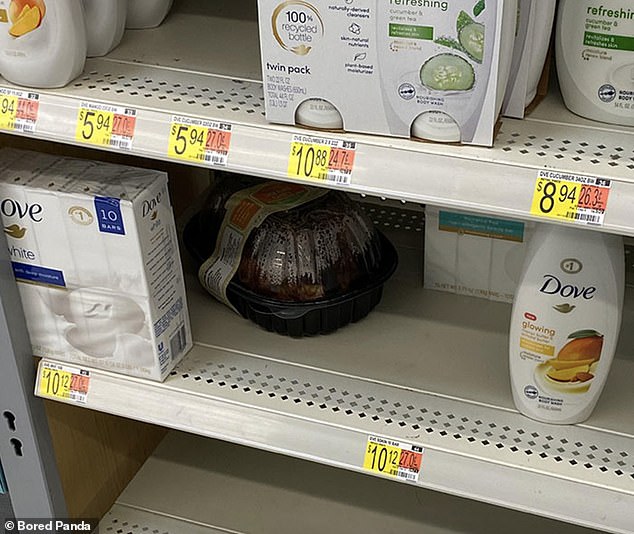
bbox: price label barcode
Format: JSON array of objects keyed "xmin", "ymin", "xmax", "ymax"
[
  {"xmin": 37, "ymin": 362, "xmax": 90, "ymax": 404},
  {"xmin": 168, "ymin": 116, "xmax": 232, "ymax": 166},
  {"xmin": 530, "ymin": 171, "xmax": 611, "ymax": 226},
  {"xmin": 363, "ymin": 435, "xmax": 423, "ymax": 482},
  {"xmin": 0, "ymin": 89, "xmax": 39, "ymax": 133},
  {"xmin": 288, "ymin": 135, "xmax": 356, "ymax": 185},
  {"xmin": 75, "ymin": 101, "xmax": 137, "ymax": 150}
]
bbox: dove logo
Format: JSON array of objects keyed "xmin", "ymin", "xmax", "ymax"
[
  {"xmin": 539, "ymin": 274, "xmax": 597, "ymax": 300},
  {"xmin": 1, "ymin": 198, "xmax": 43, "ymax": 223},
  {"xmin": 142, "ymin": 191, "xmax": 163, "ymax": 218}
]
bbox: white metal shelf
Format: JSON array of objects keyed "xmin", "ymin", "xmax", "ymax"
[
  {"xmin": 100, "ymin": 431, "xmax": 599, "ymax": 534},
  {"xmin": 38, "ymin": 222, "xmax": 634, "ymax": 533},
  {"xmin": 1, "ymin": 0, "xmax": 633, "ymax": 234}
]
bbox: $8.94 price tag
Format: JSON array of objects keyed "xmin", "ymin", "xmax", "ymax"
[
  {"xmin": 530, "ymin": 170, "xmax": 611, "ymax": 226},
  {"xmin": 288, "ymin": 134, "xmax": 356, "ymax": 185},
  {"xmin": 363, "ymin": 435, "xmax": 423, "ymax": 483},
  {"xmin": 75, "ymin": 101, "xmax": 137, "ymax": 150},
  {"xmin": 37, "ymin": 362, "xmax": 90, "ymax": 404},
  {"xmin": 168, "ymin": 116, "xmax": 232, "ymax": 166},
  {"xmin": 0, "ymin": 88, "xmax": 39, "ymax": 133}
]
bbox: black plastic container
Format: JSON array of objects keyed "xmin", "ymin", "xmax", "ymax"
[{"xmin": 184, "ymin": 212, "xmax": 398, "ymax": 337}]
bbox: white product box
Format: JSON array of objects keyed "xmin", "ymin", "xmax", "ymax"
[
  {"xmin": 0, "ymin": 149, "xmax": 192, "ymax": 381},
  {"xmin": 424, "ymin": 206, "xmax": 531, "ymax": 303},
  {"xmin": 502, "ymin": 0, "xmax": 556, "ymax": 118},
  {"xmin": 257, "ymin": 0, "xmax": 517, "ymax": 146}
]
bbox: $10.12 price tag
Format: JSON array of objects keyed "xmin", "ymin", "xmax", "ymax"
[
  {"xmin": 168, "ymin": 116, "xmax": 232, "ymax": 166},
  {"xmin": 0, "ymin": 88, "xmax": 39, "ymax": 133},
  {"xmin": 37, "ymin": 362, "xmax": 90, "ymax": 404},
  {"xmin": 363, "ymin": 435, "xmax": 424, "ymax": 483},
  {"xmin": 530, "ymin": 170, "xmax": 611, "ymax": 226},
  {"xmin": 75, "ymin": 101, "xmax": 137, "ymax": 150},
  {"xmin": 288, "ymin": 135, "xmax": 356, "ymax": 185}
]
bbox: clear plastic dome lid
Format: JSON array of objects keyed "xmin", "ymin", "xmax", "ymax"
[{"xmin": 198, "ymin": 179, "xmax": 385, "ymax": 302}]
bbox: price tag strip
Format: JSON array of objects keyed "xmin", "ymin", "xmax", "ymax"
[
  {"xmin": 0, "ymin": 88, "xmax": 39, "ymax": 133},
  {"xmin": 75, "ymin": 101, "xmax": 137, "ymax": 150},
  {"xmin": 530, "ymin": 170, "xmax": 611, "ymax": 226},
  {"xmin": 288, "ymin": 134, "xmax": 356, "ymax": 185},
  {"xmin": 37, "ymin": 362, "xmax": 90, "ymax": 404},
  {"xmin": 168, "ymin": 116, "xmax": 232, "ymax": 166},
  {"xmin": 363, "ymin": 435, "xmax": 424, "ymax": 483}
]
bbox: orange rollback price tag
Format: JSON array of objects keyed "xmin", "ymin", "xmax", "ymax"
[
  {"xmin": 288, "ymin": 134, "xmax": 356, "ymax": 185},
  {"xmin": 168, "ymin": 115, "xmax": 232, "ymax": 166},
  {"xmin": 37, "ymin": 362, "xmax": 90, "ymax": 404},
  {"xmin": 363, "ymin": 435, "xmax": 424, "ymax": 482},
  {"xmin": 0, "ymin": 88, "xmax": 39, "ymax": 133},
  {"xmin": 530, "ymin": 170, "xmax": 611, "ymax": 226}
]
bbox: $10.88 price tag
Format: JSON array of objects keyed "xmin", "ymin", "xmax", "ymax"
[
  {"xmin": 0, "ymin": 88, "xmax": 39, "ymax": 133},
  {"xmin": 168, "ymin": 116, "xmax": 232, "ymax": 166},
  {"xmin": 288, "ymin": 135, "xmax": 356, "ymax": 185},
  {"xmin": 363, "ymin": 435, "xmax": 423, "ymax": 483},
  {"xmin": 530, "ymin": 170, "xmax": 611, "ymax": 226},
  {"xmin": 37, "ymin": 362, "xmax": 90, "ymax": 404},
  {"xmin": 75, "ymin": 101, "xmax": 137, "ymax": 150}
]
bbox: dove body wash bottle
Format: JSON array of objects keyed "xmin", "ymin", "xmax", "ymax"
[{"xmin": 508, "ymin": 223, "xmax": 624, "ymax": 424}]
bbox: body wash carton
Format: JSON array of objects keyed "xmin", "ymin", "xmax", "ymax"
[
  {"xmin": 257, "ymin": 0, "xmax": 516, "ymax": 146},
  {"xmin": 0, "ymin": 149, "xmax": 192, "ymax": 381}
]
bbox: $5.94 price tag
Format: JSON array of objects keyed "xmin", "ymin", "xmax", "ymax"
[
  {"xmin": 288, "ymin": 134, "xmax": 356, "ymax": 185},
  {"xmin": 75, "ymin": 101, "xmax": 137, "ymax": 150},
  {"xmin": 168, "ymin": 116, "xmax": 232, "ymax": 166},
  {"xmin": 363, "ymin": 435, "xmax": 424, "ymax": 483},
  {"xmin": 0, "ymin": 88, "xmax": 39, "ymax": 133},
  {"xmin": 530, "ymin": 170, "xmax": 611, "ymax": 226},
  {"xmin": 37, "ymin": 362, "xmax": 90, "ymax": 404}
]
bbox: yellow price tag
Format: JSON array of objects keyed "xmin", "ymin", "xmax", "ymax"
[
  {"xmin": 168, "ymin": 122, "xmax": 208, "ymax": 162},
  {"xmin": 363, "ymin": 438, "xmax": 401, "ymax": 476},
  {"xmin": 530, "ymin": 177, "xmax": 581, "ymax": 220},
  {"xmin": 38, "ymin": 363, "xmax": 90, "ymax": 403},
  {"xmin": 0, "ymin": 94, "xmax": 18, "ymax": 131},
  {"xmin": 75, "ymin": 107, "xmax": 114, "ymax": 147},
  {"xmin": 288, "ymin": 141, "xmax": 331, "ymax": 180}
]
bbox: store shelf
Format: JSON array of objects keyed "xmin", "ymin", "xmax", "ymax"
[
  {"xmin": 1, "ymin": 0, "xmax": 633, "ymax": 234},
  {"xmin": 100, "ymin": 430, "xmax": 598, "ymax": 534},
  {"xmin": 38, "ymin": 221, "xmax": 634, "ymax": 533}
]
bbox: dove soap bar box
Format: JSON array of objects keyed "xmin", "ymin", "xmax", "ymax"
[
  {"xmin": 0, "ymin": 148, "xmax": 192, "ymax": 381},
  {"xmin": 424, "ymin": 206, "xmax": 531, "ymax": 303}
]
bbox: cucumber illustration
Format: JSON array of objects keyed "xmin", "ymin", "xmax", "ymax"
[
  {"xmin": 458, "ymin": 21, "xmax": 485, "ymax": 63},
  {"xmin": 420, "ymin": 53, "xmax": 475, "ymax": 91}
]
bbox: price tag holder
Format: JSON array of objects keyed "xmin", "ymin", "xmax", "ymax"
[
  {"xmin": 288, "ymin": 134, "xmax": 356, "ymax": 185},
  {"xmin": 37, "ymin": 362, "xmax": 90, "ymax": 404},
  {"xmin": 75, "ymin": 101, "xmax": 137, "ymax": 150},
  {"xmin": 0, "ymin": 88, "xmax": 39, "ymax": 133},
  {"xmin": 168, "ymin": 116, "xmax": 232, "ymax": 166},
  {"xmin": 530, "ymin": 170, "xmax": 611, "ymax": 226},
  {"xmin": 363, "ymin": 435, "xmax": 424, "ymax": 483}
]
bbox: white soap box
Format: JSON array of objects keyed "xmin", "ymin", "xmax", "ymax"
[
  {"xmin": 424, "ymin": 206, "xmax": 531, "ymax": 303},
  {"xmin": 0, "ymin": 148, "xmax": 192, "ymax": 381}
]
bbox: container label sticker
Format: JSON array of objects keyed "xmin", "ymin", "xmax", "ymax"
[
  {"xmin": 288, "ymin": 135, "xmax": 356, "ymax": 185},
  {"xmin": 363, "ymin": 435, "xmax": 424, "ymax": 482},
  {"xmin": 37, "ymin": 362, "xmax": 90, "ymax": 404},
  {"xmin": 0, "ymin": 88, "xmax": 39, "ymax": 133},
  {"xmin": 198, "ymin": 182, "xmax": 327, "ymax": 313},
  {"xmin": 530, "ymin": 170, "xmax": 611, "ymax": 226},
  {"xmin": 75, "ymin": 101, "xmax": 137, "ymax": 150},
  {"xmin": 168, "ymin": 116, "xmax": 232, "ymax": 166}
]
